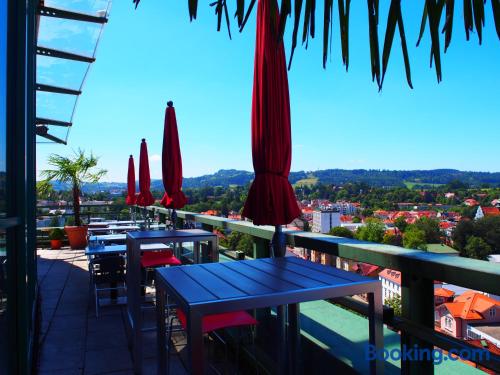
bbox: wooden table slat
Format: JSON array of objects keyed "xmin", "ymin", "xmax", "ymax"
[
  {"xmin": 222, "ymin": 261, "xmax": 301, "ymax": 292},
  {"xmin": 260, "ymin": 257, "xmax": 364, "ymax": 286},
  {"xmin": 201, "ymin": 263, "xmax": 277, "ymax": 295},
  {"xmin": 160, "ymin": 267, "xmax": 218, "ymax": 303},
  {"xmin": 285, "ymin": 256, "xmax": 370, "ymax": 282},
  {"xmin": 243, "ymin": 259, "xmax": 328, "ymax": 289},
  {"xmin": 181, "ymin": 265, "xmax": 248, "ymax": 300}
]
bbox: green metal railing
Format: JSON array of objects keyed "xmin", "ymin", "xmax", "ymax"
[{"xmin": 146, "ymin": 206, "xmax": 500, "ymax": 374}]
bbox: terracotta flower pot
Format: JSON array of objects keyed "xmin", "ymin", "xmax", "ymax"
[
  {"xmin": 64, "ymin": 226, "xmax": 88, "ymax": 249},
  {"xmin": 50, "ymin": 239, "xmax": 62, "ymax": 250}
]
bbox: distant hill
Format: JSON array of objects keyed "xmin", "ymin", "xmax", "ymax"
[{"xmin": 49, "ymin": 168, "xmax": 500, "ymax": 192}]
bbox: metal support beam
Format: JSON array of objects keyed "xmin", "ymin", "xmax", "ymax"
[
  {"xmin": 36, "ymin": 46, "xmax": 95, "ymax": 63},
  {"xmin": 35, "ymin": 126, "xmax": 67, "ymax": 144},
  {"xmin": 35, "ymin": 117, "xmax": 72, "ymax": 127},
  {"xmin": 37, "ymin": 5, "xmax": 108, "ymax": 24},
  {"xmin": 36, "ymin": 83, "xmax": 81, "ymax": 95}
]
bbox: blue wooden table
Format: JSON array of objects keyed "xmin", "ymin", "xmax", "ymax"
[{"xmin": 155, "ymin": 257, "xmax": 383, "ymax": 375}]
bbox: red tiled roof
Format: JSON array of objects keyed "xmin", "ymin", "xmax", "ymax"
[
  {"xmin": 378, "ymin": 269, "xmax": 401, "ymax": 285},
  {"xmin": 464, "ymin": 199, "xmax": 479, "ymax": 206},
  {"xmin": 443, "ymin": 291, "xmax": 500, "ymax": 320},
  {"xmin": 353, "ymin": 263, "xmax": 380, "ymax": 276},
  {"xmin": 467, "ymin": 339, "xmax": 500, "ymax": 356},
  {"xmin": 340, "ymin": 215, "xmax": 353, "ymax": 222},
  {"xmin": 439, "ymin": 222, "xmax": 453, "ymax": 229},
  {"xmin": 435, "ymin": 288, "xmax": 455, "ymax": 298},
  {"xmin": 481, "ymin": 207, "xmax": 500, "ymax": 216}
]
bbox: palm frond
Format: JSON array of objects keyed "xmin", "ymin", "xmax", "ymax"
[{"xmin": 132, "ymin": 0, "xmax": 499, "ymax": 89}]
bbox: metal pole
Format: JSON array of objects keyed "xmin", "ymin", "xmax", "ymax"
[
  {"xmin": 272, "ymin": 225, "xmax": 285, "ymax": 258},
  {"xmin": 272, "ymin": 224, "xmax": 287, "ymax": 373},
  {"xmin": 171, "ymin": 209, "xmax": 177, "ymax": 230}
]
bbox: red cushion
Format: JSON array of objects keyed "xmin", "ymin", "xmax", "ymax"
[
  {"xmin": 140, "ymin": 251, "xmax": 182, "ymax": 268},
  {"xmin": 176, "ymin": 309, "xmax": 258, "ymax": 334}
]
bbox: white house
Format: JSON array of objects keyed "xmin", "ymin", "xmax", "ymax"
[
  {"xmin": 312, "ymin": 209, "xmax": 341, "ymax": 233},
  {"xmin": 378, "ymin": 269, "xmax": 402, "ymax": 304}
]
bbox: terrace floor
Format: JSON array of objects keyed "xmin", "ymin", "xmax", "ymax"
[
  {"xmin": 36, "ymin": 248, "xmax": 483, "ymax": 375},
  {"xmin": 36, "ymin": 248, "xmax": 188, "ymax": 375}
]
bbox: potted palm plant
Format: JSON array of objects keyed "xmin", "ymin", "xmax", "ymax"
[
  {"xmin": 48, "ymin": 228, "xmax": 65, "ymax": 250},
  {"xmin": 41, "ymin": 150, "xmax": 106, "ymax": 249}
]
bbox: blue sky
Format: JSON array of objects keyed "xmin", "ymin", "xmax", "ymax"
[{"xmin": 36, "ymin": 1, "xmax": 500, "ymax": 182}]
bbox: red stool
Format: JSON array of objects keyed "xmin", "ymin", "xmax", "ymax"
[
  {"xmin": 140, "ymin": 250, "xmax": 181, "ymax": 290},
  {"xmin": 166, "ymin": 309, "xmax": 258, "ymax": 374}
]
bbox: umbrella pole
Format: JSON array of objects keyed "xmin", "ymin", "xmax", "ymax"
[
  {"xmin": 271, "ymin": 225, "xmax": 287, "ymax": 373},
  {"xmin": 272, "ymin": 225, "xmax": 285, "ymax": 258},
  {"xmin": 171, "ymin": 209, "xmax": 177, "ymax": 230}
]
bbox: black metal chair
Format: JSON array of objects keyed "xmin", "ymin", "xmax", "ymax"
[{"xmin": 88, "ymin": 255, "xmax": 126, "ymax": 317}]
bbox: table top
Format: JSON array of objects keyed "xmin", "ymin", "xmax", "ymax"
[
  {"xmin": 92, "ymin": 234, "xmax": 127, "ymax": 242},
  {"xmin": 156, "ymin": 257, "xmax": 379, "ymax": 315},
  {"xmin": 127, "ymin": 229, "xmax": 216, "ymax": 241},
  {"xmin": 88, "ymin": 225, "xmax": 140, "ymax": 232},
  {"xmin": 86, "ymin": 242, "xmax": 170, "ymax": 256},
  {"xmin": 85, "ymin": 244, "xmax": 126, "ymax": 256}
]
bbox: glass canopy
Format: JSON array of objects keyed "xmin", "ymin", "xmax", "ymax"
[{"xmin": 36, "ymin": 0, "xmax": 112, "ymax": 144}]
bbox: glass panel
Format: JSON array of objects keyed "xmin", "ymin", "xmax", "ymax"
[{"xmin": 0, "ymin": 0, "xmax": 7, "ymax": 218}]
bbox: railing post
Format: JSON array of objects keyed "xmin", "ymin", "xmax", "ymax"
[
  {"xmin": 253, "ymin": 237, "xmax": 270, "ymax": 259},
  {"xmin": 158, "ymin": 212, "xmax": 166, "ymax": 224},
  {"xmin": 401, "ymin": 273, "xmax": 435, "ymax": 374},
  {"xmin": 201, "ymin": 223, "xmax": 214, "ymax": 263},
  {"xmin": 176, "ymin": 216, "xmax": 184, "ymax": 229}
]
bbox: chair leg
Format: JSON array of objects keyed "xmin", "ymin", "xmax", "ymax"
[
  {"xmin": 94, "ymin": 285, "xmax": 99, "ymax": 318},
  {"xmin": 166, "ymin": 315, "xmax": 175, "ymax": 375}
]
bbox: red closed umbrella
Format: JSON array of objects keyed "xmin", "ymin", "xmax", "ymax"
[
  {"xmin": 160, "ymin": 101, "xmax": 187, "ymax": 210},
  {"xmin": 136, "ymin": 139, "xmax": 155, "ymax": 207},
  {"xmin": 242, "ymin": 0, "xmax": 300, "ymax": 229},
  {"xmin": 125, "ymin": 155, "xmax": 137, "ymax": 206}
]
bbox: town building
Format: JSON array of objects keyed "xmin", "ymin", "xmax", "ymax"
[
  {"xmin": 378, "ymin": 269, "xmax": 402, "ymax": 303},
  {"xmin": 475, "ymin": 206, "xmax": 500, "ymax": 220},
  {"xmin": 312, "ymin": 209, "xmax": 341, "ymax": 233},
  {"xmin": 435, "ymin": 291, "xmax": 500, "ymax": 342}
]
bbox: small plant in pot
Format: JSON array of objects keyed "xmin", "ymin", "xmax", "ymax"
[
  {"xmin": 48, "ymin": 228, "xmax": 65, "ymax": 250},
  {"xmin": 41, "ymin": 149, "xmax": 106, "ymax": 249}
]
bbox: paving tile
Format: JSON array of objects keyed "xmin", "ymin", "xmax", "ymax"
[
  {"xmin": 39, "ymin": 368, "xmax": 82, "ymax": 375},
  {"xmin": 87, "ymin": 314, "xmax": 124, "ymax": 333},
  {"xmin": 43, "ymin": 327, "xmax": 86, "ymax": 351},
  {"xmin": 83, "ymin": 346, "xmax": 133, "ymax": 375},
  {"xmin": 50, "ymin": 314, "xmax": 87, "ymax": 331},
  {"xmin": 38, "ymin": 346, "xmax": 85, "ymax": 372},
  {"xmin": 85, "ymin": 326, "xmax": 128, "ymax": 350}
]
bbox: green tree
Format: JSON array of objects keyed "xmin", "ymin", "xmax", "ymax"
[
  {"xmin": 394, "ymin": 216, "xmax": 408, "ymax": 233},
  {"xmin": 41, "ymin": 150, "xmax": 106, "ymax": 226},
  {"xmin": 382, "ymin": 233, "xmax": 402, "ymax": 246},
  {"xmin": 452, "ymin": 219, "xmax": 475, "ymax": 252},
  {"xmin": 352, "ymin": 216, "xmax": 362, "ymax": 223},
  {"xmin": 355, "ymin": 219, "xmax": 385, "ymax": 243},
  {"xmin": 414, "ymin": 217, "xmax": 441, "ymax": 243},
  {"xmin": 328, "ymin": 226, "xmax": 354, "ymax": 239},
  {"xmin": 36, "ymin": 180, "xmax": 55, "ymax": 200},
  {"xmin": 385, "ymin": 294, "xmax": 402, "ymax": 316},
  {"xmin": 237, "ymin": 234, "xmax": 254, "ymax": 257},
  {"xmin": 403, "ymin": 226, "xmax": 427, "ymax": 250},
  {"xmin": 226, "ymin": 231, "xmax": 243, "ymax": 250},
  {"xmin": 464, "ymin": 236, "xmax": 492, "ymax": 261}
]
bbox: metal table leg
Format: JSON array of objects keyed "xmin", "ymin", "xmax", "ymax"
[
  {"xmin": 288, "ymin": 303, "xmax": 301, "ymax": 375},
  {"xmin": 277, "ymin": 305, "xmax": 287, "ymax": 375},
  {"xmin": 187, "ymin": 310, "xmax": 204, "ymax": 375},
  {"xmin": 156, "ymin": 284, "xmax": 167, "ymax": 375}
]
